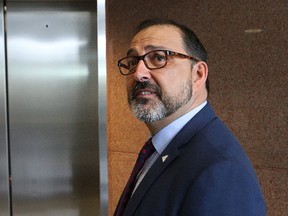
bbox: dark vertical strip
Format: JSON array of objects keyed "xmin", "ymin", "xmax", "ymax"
[{"xmin": 2, "ymin": 1, "xmax": 13, "ymax": 215}]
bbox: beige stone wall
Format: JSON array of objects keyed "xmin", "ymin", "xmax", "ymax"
[{"xmin": 106, "ymin": 1, "xmax": 288, "ymax": 215}]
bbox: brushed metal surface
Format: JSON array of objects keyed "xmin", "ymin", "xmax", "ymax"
[
  {"xmin": 6, "ymin": 1, "xmax": 100, "ymax": 215},
  {"xmin": 97, "ymin": 0, "xmax": 108, "ymax": 215},
  {"xmin": 0, "ymin": 2, "xmax": 10, "ymax": 216}
]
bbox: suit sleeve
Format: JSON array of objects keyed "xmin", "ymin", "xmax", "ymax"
[{"xmin": 178, "ymin": 160, "xmax": 266, "ymax": 216}]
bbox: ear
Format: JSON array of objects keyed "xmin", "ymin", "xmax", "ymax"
[{"xmin": 192, "ymin": 61, "xmax": 208, "ymax": 92}]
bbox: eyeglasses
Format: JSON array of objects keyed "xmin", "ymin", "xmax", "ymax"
[{"xmin": 117, "ymin": 50, "xmax": 200, "ymax": 75}]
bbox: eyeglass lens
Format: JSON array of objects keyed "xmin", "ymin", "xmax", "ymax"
[{"xmin": 120, "ymin": 50, "xmax": 167, "ymax": 74}]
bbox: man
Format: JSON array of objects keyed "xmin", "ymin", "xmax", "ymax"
[{"xmin": 114, "ymin": 19, "xmax": 266, "ymax": 216}]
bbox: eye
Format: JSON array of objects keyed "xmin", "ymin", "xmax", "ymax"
[
  {"xmin": 155, "ymin": 55, "xmax": 165, "ymax": 62},
  {"xmin": 126, "ymin": 57, "xmax": 138, "ymax": 69},
  {"xmin": 151, "ymin": 52, "xmax": 166, "ymax": 62},
  {"xmin": 147, "ymin": 51, "xmax": 166, "ymax": 63}
]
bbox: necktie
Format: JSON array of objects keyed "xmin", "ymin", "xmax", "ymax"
[{"xmin": 114, "ymin": 138, "xmax": 156, "ymax": 216}]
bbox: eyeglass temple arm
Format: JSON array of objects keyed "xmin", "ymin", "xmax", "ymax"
[{"xmin": 168, "ymin": 51, "xmax": 200, "ymax": 62}]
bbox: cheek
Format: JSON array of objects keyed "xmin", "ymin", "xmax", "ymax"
[
  {"xmin": 155, "ymin": 78, "xmax": 178, "ymax": 97},
  {"xmin": 157, "ymin": 72, "xmax": 188, "ymax": 91},
  {"xmin": 125, "ymin": 76, "xmax": 135, "ymax": 90}
]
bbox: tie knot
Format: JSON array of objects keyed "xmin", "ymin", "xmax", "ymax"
[{"xmin": 140, "ymin": 138, "xmax": 155, "ymax": 159}]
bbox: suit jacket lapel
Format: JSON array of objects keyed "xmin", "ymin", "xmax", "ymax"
[
  {"xmin": 124, "ymin": 145, "xmax": 179, "ymax": 216},
  {"xmin": 123, "ymin": 103, "xmax": 217, "ymax": 216}
]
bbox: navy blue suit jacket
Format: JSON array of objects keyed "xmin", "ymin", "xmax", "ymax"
[{"xmin": 121, "ymin": 103, "xmax": 266, "ymax": 216}]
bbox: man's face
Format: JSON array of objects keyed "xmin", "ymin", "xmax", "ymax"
[{"xmin": 126, "ymin": 25, "xmax": 195, "ymax": 123}]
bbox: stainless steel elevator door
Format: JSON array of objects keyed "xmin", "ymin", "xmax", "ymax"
[
  {"xmin": 6, "ymin": 1, "xmax": 99, "ymax": 215},
  {"xmin": 0, "ymin": 2, "xmax": 10, "ymax": 215}
]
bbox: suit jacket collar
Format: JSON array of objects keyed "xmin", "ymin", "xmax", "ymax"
[{"xmin": 123, "ymin": 102, "xmax": 217, "ymax": 216}]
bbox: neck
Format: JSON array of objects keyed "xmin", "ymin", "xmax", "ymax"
[{"xmin": 146, "ymin": 97, "xmax": 207, "ymax": 135}]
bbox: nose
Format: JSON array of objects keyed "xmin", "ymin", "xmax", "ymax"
[{"xmin": 133, "ymin": 60, "xmax": 151, "ymax": 82}]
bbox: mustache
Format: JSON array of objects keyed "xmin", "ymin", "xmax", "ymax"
[{"xmin": 130, "ymin": 81, "xmax": 161, "ymax": 99}]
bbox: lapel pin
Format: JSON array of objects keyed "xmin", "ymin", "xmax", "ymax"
[{"xmin": 162, "ymin": 155, "xmax": 169, "ymax": 162}]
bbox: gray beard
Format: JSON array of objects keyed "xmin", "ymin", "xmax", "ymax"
[{"xmin": 128, "ymin": 80, "xmax": 193, "ymax": 123}]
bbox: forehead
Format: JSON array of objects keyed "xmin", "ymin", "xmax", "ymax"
[{"xmin": 128, "ymin": 25, "xmax": 185, "ymax": 55}]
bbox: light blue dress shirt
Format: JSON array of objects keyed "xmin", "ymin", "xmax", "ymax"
[{"xmin": 133, "ymin": 101, "xmax": 207, "ymax": 194}]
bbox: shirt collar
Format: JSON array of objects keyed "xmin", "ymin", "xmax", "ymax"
[{"xmin": 152, "ymin": 101, "xmax": 207, "ymax": 154}]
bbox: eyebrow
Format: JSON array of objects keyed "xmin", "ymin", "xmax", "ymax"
[{"xmin": 126, "ymin": 45, "xmax": 168, "ymax": 56}]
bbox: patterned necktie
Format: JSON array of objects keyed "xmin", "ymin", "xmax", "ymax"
[{"xmin": 114, "ymin": 138, "xmax": 156, "ymax": 216}]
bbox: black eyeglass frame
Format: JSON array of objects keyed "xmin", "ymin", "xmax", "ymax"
[{"xmin": 117, "ymin": 50, "xmax": 200, "ymax": 76}]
